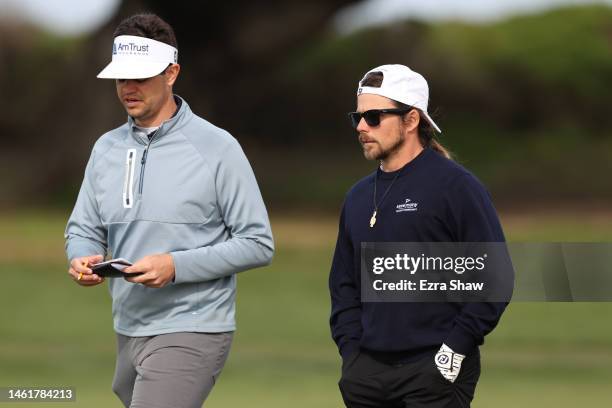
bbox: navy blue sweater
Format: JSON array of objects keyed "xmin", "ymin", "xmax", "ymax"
[{"xmin": 329, "ymin": 147, "xmax": 508, "ymax": 360}]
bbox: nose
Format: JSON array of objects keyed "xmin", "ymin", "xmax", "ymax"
[{"xmin": 356, "ymin": 117, "xmax": 369, "ymax": 133}]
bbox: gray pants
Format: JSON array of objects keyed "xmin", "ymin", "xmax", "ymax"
[{"xmin": 112, "ymin": 331, "xmax": 233, "ymax": 408}]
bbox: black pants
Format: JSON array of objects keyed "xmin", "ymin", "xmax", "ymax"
[{"xmin": 339, "ymin": 349, "xmax": 480, "ymax": 408}]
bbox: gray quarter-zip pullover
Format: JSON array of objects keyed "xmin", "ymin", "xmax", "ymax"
[{"xmin": 65, "ymin": 95, "xmax": 274, "ymax": 336}]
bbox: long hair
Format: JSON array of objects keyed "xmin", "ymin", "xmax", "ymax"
[{"xmin": 394, "ymin": 101, "xmax": 452, "ymax": 160}]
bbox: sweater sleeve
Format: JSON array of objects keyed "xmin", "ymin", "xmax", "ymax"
[
  {"xmin": 64, "ymin": 149, "xmax": 108, "ymax": 261},
  {"xmin": 171, "ymin": 140, "xmax": 274, "ymax": 283},
  {"xmin": 329, "ymin": 204, "xmax": 362, "ymax": 359},
  {"xmin": 443, "ymin": 173, "xmax": 513, "ymax": 355}
]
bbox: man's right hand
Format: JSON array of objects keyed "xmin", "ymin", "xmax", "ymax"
[{"xmin": 68, "ymin": 255, "xmax": 105, "ymax": 286}]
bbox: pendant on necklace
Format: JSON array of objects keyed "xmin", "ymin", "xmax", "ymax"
[{"xmin": 369, "ymin": 210, "xmax": 377, "ymax": 228}]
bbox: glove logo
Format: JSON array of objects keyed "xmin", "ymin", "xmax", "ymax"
[{"xmin": 436, "ymin": 354, "xmax": 449, "ymax": 365}]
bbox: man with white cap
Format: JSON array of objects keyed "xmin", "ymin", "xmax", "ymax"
[
  {"xmin": 64, "ymin": 13, "xmax": 274, "ymax": 408},
  {"xmin": 329, "ymin": 64, "xmax": 509, "ymax": 407}
]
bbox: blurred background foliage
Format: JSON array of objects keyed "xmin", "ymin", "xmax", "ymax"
[{"xmin": 0, "ymin": 1, "xmax": 610, "ymax": 211}]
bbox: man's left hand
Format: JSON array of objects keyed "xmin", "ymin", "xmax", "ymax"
[
  {"xmin": 123, "ymin": 253, "xmax": 175, "ymax": 288},
  {"xmin": 434, "ymin": 343, "xmax": 465, "ymax": 383}
]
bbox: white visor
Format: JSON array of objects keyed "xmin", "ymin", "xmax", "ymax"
[{"xmin": 97, "ymin": 35, "xmax": 178, "ymax": 79}]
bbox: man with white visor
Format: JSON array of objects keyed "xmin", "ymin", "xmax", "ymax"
[{"xmin": 65, "ymin": 13, "xmax": 274, "ymax": 408}]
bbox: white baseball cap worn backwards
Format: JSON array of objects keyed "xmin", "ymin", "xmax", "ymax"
[
  {"xmin": 97, "ymin": 35, "xmax": 178, "ymax": 79},
  {"xmin": 357, "ymin": 64, "xmax": 441, "ymax": 133}
]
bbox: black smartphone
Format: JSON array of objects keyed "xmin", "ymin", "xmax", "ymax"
[{"xmin": 91, "ymin": 258, "xmax": 142, "ymax": 278}]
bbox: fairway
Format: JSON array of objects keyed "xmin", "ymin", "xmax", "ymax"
[{"xmin": 1, "ymin": 210, "xmax": 612, "ymax": 407}]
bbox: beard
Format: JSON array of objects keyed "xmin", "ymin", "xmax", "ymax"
[{"xmin": 361, "ymin": 132, "xmax": 405, "ymax": 161}]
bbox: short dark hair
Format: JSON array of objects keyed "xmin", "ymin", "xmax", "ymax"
[{"xmin": 113, "ymin": 13, "xmax": 177, "ymax": 49}]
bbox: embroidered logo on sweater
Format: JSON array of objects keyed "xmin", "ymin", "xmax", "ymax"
[{"xmin": 396, "ymin": 198, "xmax": 418, "ymax": 213}]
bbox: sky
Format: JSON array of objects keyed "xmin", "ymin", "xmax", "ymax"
[
  {"xmin": 0, "ymin": 0, "xmax": 611, "ymax": 36},
  {"xmin": 0, "ymin": 0, "xmax": 120, "ymax": 35},
  {"xmin": 335, "ymin": 0, "xmax": 612, "ymax": 33}
]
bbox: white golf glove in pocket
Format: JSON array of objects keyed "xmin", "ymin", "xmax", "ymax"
[{"xmin": 434, "ymin": 343, "xmax": 465, "ymax": 383}]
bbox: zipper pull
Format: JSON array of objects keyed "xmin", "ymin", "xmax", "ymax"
[{"xmin": 141, "ymin": 148, "xmax": 148, "ymax": 165}]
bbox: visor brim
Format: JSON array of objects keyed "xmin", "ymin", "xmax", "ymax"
[{"xmin": 97, "ymin": 61, "xmax": 169, "ymax": 79}]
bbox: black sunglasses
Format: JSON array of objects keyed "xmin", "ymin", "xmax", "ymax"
[{"xmin": 348, "ymin": 108, "xmax": 412, "ymax": 129}]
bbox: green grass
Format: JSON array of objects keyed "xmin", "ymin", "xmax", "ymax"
[{"xmin": 1, "ymin": 210, "xmax": 612, "ymax": 407}]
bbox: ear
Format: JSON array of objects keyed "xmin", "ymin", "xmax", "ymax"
[
  {"xmin": 164, "ymin": 63, "xmax": 181, "ymax": 87},
  {"xmin": 402, "ymin": 108, "xmax": 420, "ymax": 133}
]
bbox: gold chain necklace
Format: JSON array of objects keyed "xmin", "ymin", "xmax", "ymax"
[{"xmin": 370, "ymin": 166, "xmax": 403, "ymax": 228}]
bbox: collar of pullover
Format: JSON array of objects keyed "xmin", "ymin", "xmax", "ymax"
[
  {"xmin": 128, "ymin": 94, "xmax": 189, "ymax": 145},
  {"xmin": 377, "ymin": 147, "xmax": 431, "ymax": 180}
]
